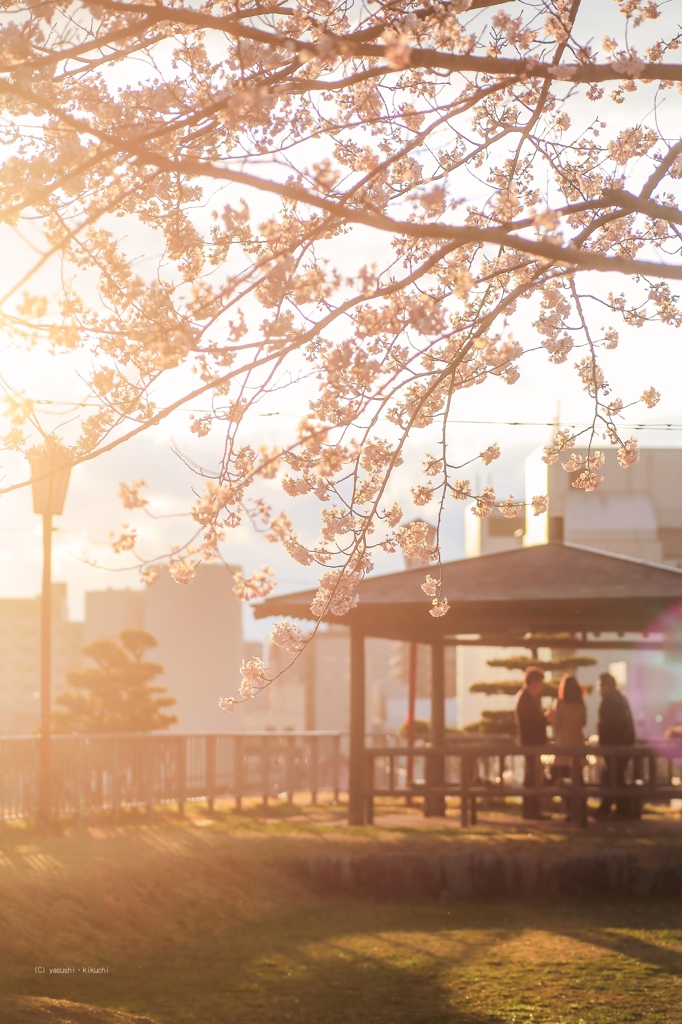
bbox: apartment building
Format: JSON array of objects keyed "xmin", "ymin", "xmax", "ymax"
[{"xmin": 0, "ymin": 584, "xmax": 83, "ymax": 735}]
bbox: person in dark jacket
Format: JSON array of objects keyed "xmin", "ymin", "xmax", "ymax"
[
  {"xmin": 596, "ymin": 672, "xmax": 636, "ymax": 819},
  {"xmin": 515, "ymin": 667, "xmax": 548, "ymax": 820}
]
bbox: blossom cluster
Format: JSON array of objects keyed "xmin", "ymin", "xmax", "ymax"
[
  {"xmin": 531, "ymin": 495, "xmax": 550, "ymax": 516},
  {"xmin": 232, "ymin": 566, "xmax": 276, "ymax": 602},
  {"xmin": 118, "ymin": 479, "xmax": 148, "ymax": 510},
  {"xmin": 310, "ymin": 555, "xmax": 372, "ymax": 618},
  {"xmin": 397, "ymin": 521, "xmax": 436, "ymax": 564},
  {"xmin": 429, "ymin": 597, "xmax": 450, "ymax": 618},
  {"xmin": 542, "ymin": 429, "xmax": 576, "ymax": 466},
  {"xmin": 421, "ymin": 575, "xmax": 439, "ymax": 597},
  {"xmin": 237, "ymin": 657, "xmax": 270, "ymax": 700},
  {"xmin": 471, "ymin": 486, "xmax": 496, "ymax": 519},
  {"xmin": 270, "ymin": 620, "xmax": 306, "ymax": 654},
  {"xmin": 617, "ymin": 437, "xmax": 640, "ymax": 468}
]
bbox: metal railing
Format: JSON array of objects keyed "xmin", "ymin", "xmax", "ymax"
[
  {"xmin": 0, "ymin": 732, "xmax": 342, "ymax": 821},
  {"xmin": 363, "ymin": 741, "xmax": 682, "ymax": 826}
]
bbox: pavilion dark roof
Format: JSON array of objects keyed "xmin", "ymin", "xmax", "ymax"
[{"xmin": 254, "ymin": 542, "xmax": 682, "ymax": 642}]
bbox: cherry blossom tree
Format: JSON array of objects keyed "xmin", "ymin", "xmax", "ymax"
[{"xmin": 0, "ymin": 0, "xmax": 679, "ymax": 702}]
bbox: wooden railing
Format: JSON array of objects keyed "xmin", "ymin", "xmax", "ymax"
[
  {"xmin": 363, "ymin": 741, "xmax": 682, "ymax": 827},
  {"xmin": 0, "ymin": 732, "xmax": 342, "ymax": 821}
]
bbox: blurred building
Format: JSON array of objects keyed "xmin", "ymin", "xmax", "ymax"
[
  {"xmin": 0, "ymin": 567, "xmax": 246, "ymax": 736},
  {"xmin": 0, "ymin": 583, "xmax": 83, "ymax": 735},
  {"xmin": 84, "ymin": 588, "xmax": 144, "ymax": 644},
  {"xmin": 234, "ymin": 624, "xmax": 350, "ymax": 732},
  {"xmin": 465, "ymin": 508, "xmax": 525, "ymax": 557},
  {"xmin": 526, "ymin": 446, "xmax": 682, "ymax": 565},
  {"xmin": 144, "ymin": 564, "xmax": 243, "ymax": 733}
]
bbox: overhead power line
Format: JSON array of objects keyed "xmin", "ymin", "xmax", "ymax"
[{"xmin": 16, "ymin": 399, "xmax": 682, "ymax": 431}]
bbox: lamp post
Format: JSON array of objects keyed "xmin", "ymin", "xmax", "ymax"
[{"xmin": 28, "ymin": 444, "xmax": 71, "ymax": 824}]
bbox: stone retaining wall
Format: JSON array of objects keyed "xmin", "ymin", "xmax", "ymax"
[{"xmin": 293, "ymin": 851, "xmax": 682, "ymax": 899}]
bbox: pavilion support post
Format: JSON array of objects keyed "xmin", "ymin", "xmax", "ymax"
[
  {"xmin": 427, "ymin": 640, "xmax": 446, "ymax": 817},
  {"xmin": 348, "ymin": 625, "xmax": 366, "ymax": 826}
]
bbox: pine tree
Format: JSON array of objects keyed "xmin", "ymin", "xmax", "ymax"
[{"xmin": 53, "ymin": 629, "xmax": 177, "ymax": 734}]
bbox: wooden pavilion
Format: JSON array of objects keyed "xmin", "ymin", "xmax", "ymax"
[{"xmin": 254, "ymin": 540, "xmax": 682, "ymax": 824}]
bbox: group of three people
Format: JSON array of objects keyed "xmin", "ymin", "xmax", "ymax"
[{"xmin": 515, "ymin": 666, "xmax": 636, "ymax": 821}]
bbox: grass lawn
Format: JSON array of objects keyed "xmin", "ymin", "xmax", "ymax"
[{"xmin": 0, "ymin": 799, "xmax": 680, "ymax": 1023}]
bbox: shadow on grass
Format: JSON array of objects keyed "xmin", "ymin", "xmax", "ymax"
[
  {"xmin": 558, "ymin": 919, "xmax": 682, "ymax": 978},
  {"xmin": 9, "ymin": 897, "xmax": 681, "ymax": 1024},
  {"xmin": 10, "ymin": 933, "xmax": 504, "ymax": 1024}
]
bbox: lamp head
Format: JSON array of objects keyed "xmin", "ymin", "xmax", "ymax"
[{"xmin": 28, "ymin": 442, "xmax": 72, "ymax": 516}]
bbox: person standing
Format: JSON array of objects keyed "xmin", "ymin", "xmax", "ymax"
[
  {"xmin": 596, "ymin": 672, "xmax": 636, "ymax": 819},
  {"xmin": 549, "ymin": 674, "xmax": 587, "ymax": 821},
  {"xmin": 515, "ymin": 667, "xmax": 548, "ymax": 820}
]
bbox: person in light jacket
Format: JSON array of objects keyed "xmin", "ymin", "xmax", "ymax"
[
  {"xmin": 549, "ymin": 674, "xmax": 587, "ymax": 820},
  {"xmin": 551, "ymin": 674, "xmax": 587, "ymax": 771}
]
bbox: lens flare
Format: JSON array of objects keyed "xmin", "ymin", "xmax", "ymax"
[{"xmin": 630, "ymin": 602, "xmax": 682, "ymax": 749}]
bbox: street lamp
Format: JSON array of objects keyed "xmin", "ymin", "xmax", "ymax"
[{"xmin": 28, "ymin": 443, "xmax": 71, "ymax": 824}]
